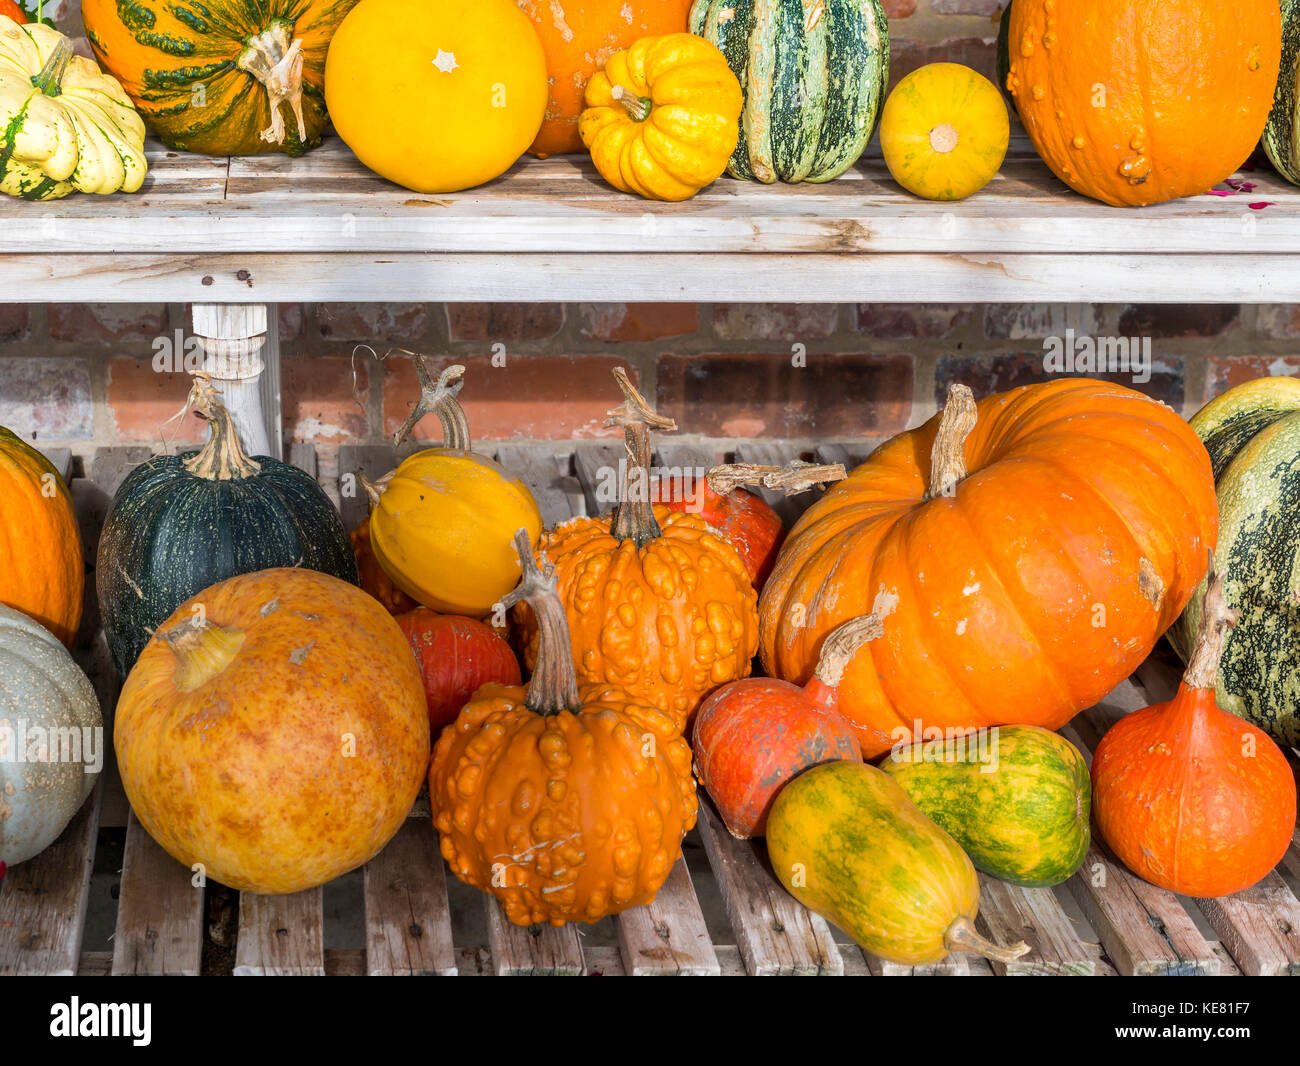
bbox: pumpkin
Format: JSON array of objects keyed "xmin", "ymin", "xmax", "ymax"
[
  {"xmin": 363, "ymin": 361, "xmax": 543, "ymax": 616},
  {"xmin": 760, "ymin": 380, "xmax": 1219, "ymax": 760},
  {"xmin": 0, "ymin": 605, "xmax": 102, "ymax": 867},
  {"xmin": 519, "ymin": 0, "xmax": 693, "ymax": 158},
  {"xmin": 656, "ymin": 461, "xmax": 845, "ymax": 588},
  {"xmin": 1003, "ymin": 0, "xmax": 1280, "ymax": 206},
  {"xmin": 767, "ymin": 760, "xmax": 1030, "ymax": 966},
  {"xmin": 116, "ymin": 567, "xmax": 429, "ymax": 894},
  {"xmin": 97, "ymin": 375, "xmax": 358, "ymax": 679},
  {"xmin": 396, "ymin": 607, "xmax": 521, "ymax": 732},
  {"xmin": 430, "ymin": 530, "xmax": 697, "ymax": 926},
  {"xmin": 693, "ymin": 613, "xmax": 875, "ymax": 839},
  {"xmin": 689, "ymin": 0, "xmax": 890, "ymax": 184},
  {"xmin": 1093, "ymin": 565, "xmax": 1296, "ymax": 898},
  {"xmin": 1171, "ymin": 376, "xmax": 1300, "ymax": 747},
  {"xmin": 0, "ymin": 19, "xmax": 146, "ymax": 200},
  {"xmin": 880, "ymin": 63, "xmax": 1008, "ymax": 201},
  {"xmin": 82, "ymin": 0, "xmax": 353, "ymax": 157},
  {"xmin": 0, "ymin": 426, "xmax": 83, "ymax": 647},
  {"xmin": 579, "ymin": 32, "xmax": 742, "ymax": 201},
  {"xmin": 515, "ymin": 370, "xmax": 758, "ymax": 732},
  {"xmin": 882, "ymin": 725, "xmax": 1091, "ymax": 888},
  {"xmin": 326, "ymin": 0, "xmax": 547, "ymax": 192},
  {"xmin": 1263, "ymin": 0, "xmax": 1300, "ymax": 184},
  {"xmin": 352, "ymin": 515, "xmax": 418, "ymax": 615},
  {"xmin": 0, "ymin": 2, "xmax": 24, "ymax": 24}
]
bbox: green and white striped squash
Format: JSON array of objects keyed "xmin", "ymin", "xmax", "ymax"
[
  {"xmin": 688, "ymin": 0, "xmax": 890, "ymax": 184},
  {"xmin": 1263, "ymin": 0, "xmax": 1300, "ymax": 185},
  {"xmin": 1171, "ymin": 375, "xmax": 1300, "ymax": 747}
]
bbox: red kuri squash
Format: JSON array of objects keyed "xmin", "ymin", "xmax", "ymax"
[{"xmin": 396, "ymin": 608, "xmax": 521, "ymax": 731}]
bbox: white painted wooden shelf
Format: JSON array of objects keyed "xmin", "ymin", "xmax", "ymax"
[{"xmin": 0, "ymin": 134, "xmax": 1290, "ymax": 303}]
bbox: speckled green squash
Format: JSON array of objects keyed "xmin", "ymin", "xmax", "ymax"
[
  {"xmin": 689, "ymin": 0, "xmax": 889, "ymax": 183},
  {"xmin": 1171, "ymin": 376, "xmax": 1300, "ymax": 747},
  {"xmin": 1263, "ymin": 0, "xmax": 1300, "ymax": 185},
  {"xmin": 880, "ymin": 725, "xmax": 1090, "ymax": 887}
]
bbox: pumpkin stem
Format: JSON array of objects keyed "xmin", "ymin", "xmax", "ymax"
[
  {"xmin": 928, "ymin": 123, "xmax": 960, "ymax": 154},
  {"xmin": 1183, "ymin": 555, "xmax": 1241, "ymax": 690},
  {"xmin": 236, "ymin": 21, "xmax": 308, "ymax": 146},
  {"xmin": 358, "ymin": 471, "xmax": 394, "ymax": 508},
  {"xmin": 183, "ymin": 374, "xmax": 263, "ymax": 481},
  {"xmin": 392, "ymin": 357, "xmax": 471, "ymax": 450},
  {"xmin": 31, "ymin": 35, "xmax": 72, "ymax": 97},
  {"xmin": 925, "ymin": 384, "xmax": 977, "ymax": 501},
  {"xmin": 500, "ymin": 529, "xmax": 580, "ymax": 716},
  {"xmin": 606, "ymin": 368, "xmax": 675, "ymax": 548},
  {"xmin": 811, "ymin": 613, "xmax": 884, "ymax": 688},
  {"xmin": 705, "ymin": 461, "xmax": 847, "ymax": 498},
  {"xmin": 611, "ymin": 84, "xmax": 652, "ymax": 122},
  {"xmin": 157, "ymin": 616, "xmax": 247, "ymax": 693},
  {"xmin": 943, "ymin": 915, "xmax": 1031, "ymax": 965}
]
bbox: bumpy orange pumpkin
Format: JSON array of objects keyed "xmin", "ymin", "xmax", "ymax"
[
  {"xmin": 430, "ymin": 531, "xmax": 697, "ymax": 926},
  {"xmin": 761, "ymin": 380, "xmax": 1218, "ymax": 759},
  {"xmin": 0, "ymin": 427, "xmax": 83, "ymax": 647},
  {"xmin": 516, "ymin": 371, "xmax": 758, "ymax": 731}
]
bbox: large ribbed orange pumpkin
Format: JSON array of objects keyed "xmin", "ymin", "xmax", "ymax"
[
  {"xmin": 760, "ymin": 380, "xmax": 1218, "ymax": 759},
  {"xmin": 519, "ymin": 0, "xmax": 692, "ymax": 157},
  {"xmin": 1004, "ymin": 0, "xmax": 1280, "ymax": 206},
  {"xmin": 0, "ymin": 427, "xmax": 83, "ymax": 647}
]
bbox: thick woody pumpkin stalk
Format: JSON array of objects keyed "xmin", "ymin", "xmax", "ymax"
[
  {"xmin": 706, "ymin": 461, "xmax": 846, "ymax": 498},
  {"xmin": 184, "ymin": 374, "xmax": 262, "ymax": 481},
  {"xmin": 499, "ymin": 529, "xmax": 581, "ymax": 716},
  {"xmin": 811, "ymin": 613, "xmax": 884, "ymax": 687},
  {"xmin": 1183, "ymin": 559, "xmax": 1241, "ymax": 690},
  {"xmin": 607, "ymin": 368, "xmax": 675, "ymax": 547},
  {"xmin": 925, "ymin": 383, "xmax": 977, "ymax": 501},
  {"xmin": 944, "ymin": 914, "xmax": 1031, "ymax": 964},
  {"xmin": 392, "ymin": 358, "xmax": 471, "ymax": 449}
]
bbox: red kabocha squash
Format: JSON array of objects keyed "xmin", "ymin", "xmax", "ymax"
[
  {"xmin": 430, "ymin": 531, "xmax": 697, "ymax": 926},
  {"xmin": 761, "ymin": 379, "xmax": 1218, "ymax": 759},
  {"xmin": 1092, "ymin": 565, "xmax": 1296, "ymax": 898},
  {"xmin": 396, "ymin": 607, "xmax": 521, "ymax": 731},
  {"xmin": 694, "ymin": 614, "xmax": 877, "ymax": 839}
]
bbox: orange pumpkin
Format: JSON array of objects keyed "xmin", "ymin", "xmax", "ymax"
[
  {"xmin": 1004, "ymin": 0, "xmax": 1280, "ymax": 206},
  {"xmin": 115, "ymin": 567, "xmax": 430, "ymax": 894},
  {"xmin": 515, "ymin": 371, "xmax": 759, "ymax": 731},
  {"xmin": 760, "ymin": 380, "xmax": 1219, "ymax": 759},
  {"xmin": 0, "ymin": 2, "xmax": 26, "ymax": 23},
  {"xmin": 1092, "ymin": 564, "xmax": 1296, "ymax": 897},
  {"xmin": 430, "ymin": 530, "xmax": 697, "ymax": 926},
  {"xmin": 519, "ymin": 0, "xmax": 693, "ymax": 157},
  {"xmin": 0, "ymin": 427, "xmax": 83, "ymax": 647}
]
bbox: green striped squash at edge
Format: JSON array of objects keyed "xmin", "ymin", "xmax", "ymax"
[{"xmin": 1262, "ymin": 0, "xmax": 1300, "ymax": 186}]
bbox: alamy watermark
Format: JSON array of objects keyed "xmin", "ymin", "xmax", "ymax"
[
  {"xmin": 1042, "ymin": 329, "xmax": 1152, "ymax": 384},
  {"xmin": 0, "ymin": 720, "xmax": 104, "ymax": 774},
  {"xmin": 886, "ymin": 722, "xmax": 1000, "ymax": 774}
]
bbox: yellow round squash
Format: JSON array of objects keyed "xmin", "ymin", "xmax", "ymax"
[
  {"xmin": 324, "ymin": 0, "xmax": 548, "ymax": 193},
  {"xmin": 879, "ymin": 63, "xmax": 1008, "ymax": 201}
]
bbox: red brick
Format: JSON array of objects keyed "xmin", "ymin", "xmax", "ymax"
[
  {"xmin": 656, "ymin": 353, "xmax": 912, "ymax": 438},
  {"xmin": 579, "ymin": 303, "xmax": 698, "ymax": 342},
  {"xmin": 0, "ymin": 357, "xmax": 93, "ymax": 440},
  {"xmin": 888, "ymin": 38, "xmax": 997, "ymax": 90},
  {"xmin": 1255, "ymin": 305, "xmax": 1300, "ymax": 339},
  {"xmin": 857, "ymin": 304, "xmax": 972, "ymax": 339},
  {"xmin": 931, "ymin": 0, "xmax": 1001, "ymax": 14},
  {"xmin": 984, "ymin": 304, "xmax": 1104, "ymax": 340},
  {"xmin": 883, "ymin": 0, "xmax": 917, "ymax": 14},
  {"xmin": 316, "ymin": 303, "xmax": 429, "ymax": 343},
  {"xmin": 283, "ymin": 356, "xmax": 369, "ymax": 443},
  {"xmin": 106, "ymin": 357, "xmax": 205, "ymax": 445},
  {"xmin": 1117, "ymin": 305, "xmax": 1239, "ymax": 338},
  {"xmin": 1206, "ymin": 357, "xmax": 1300, "ymax": 401},
  {"xmin": 445, "ymin": 304, "xmax": 564, "ymax": 343},
  {"xmin": 278, "ymin": 304, "xmax": 305, "ymax": 342},
  {"xmin": 48, "ymin": 303, "xmax": 167, "ymax": 344},
  {"xmin": 712, "ymin": 304, "xmax": 841, "ymax": 342},
  {"xmin": 383, "ymin": 355, "xmax": 634, "ymax": 440},
  {"xmin": 934, "ymin": 352, "xmax": 1185, "ymax": 408},
  {"xmin": 0, "ymin": 305, "xmax": 29, "ymax": 342}
]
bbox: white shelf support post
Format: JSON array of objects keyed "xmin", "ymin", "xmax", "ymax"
[{"xmin": 190, "ymin": 304, "xmax": 284, "ymax": 459}]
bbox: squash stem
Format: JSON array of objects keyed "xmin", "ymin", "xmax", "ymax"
[
  {"xmin": 31, "ymin": 36, "xmax": 73, "ymax": 97},
  {"xmin": 611, "ymin": 84, "xmax": 652, "ymax": 122},
  {"xmin": 392, "ymin": 358, "xmax": 472, "ymax": 450},
  {"xmin": 499, "ymin": 529, "xmax": 581, "ymax": 717},
  {"xmin": 606, "ymin": 368, "xmax": 675, "ymax": 547},
  {"xmin": 236, "ymin": 21, "xmax": 307, "ymax": 146},
  {"xmin": 183, "ymin": 374, "xmax": 262, "ymax": 481},
  {"xmin": 358, "ymin": 471, "xmax": 394, "ymax": 508},
  {"xmin": 1183, "ymin": 556, "xmax": 1241, "ymax": 690},
  {"xmin": 928, "ymin": 123, "xmax": 960, "ymax": 154},
  {"xmin": 705, "ymin": 461, "xmax": 846, "ymax": 498},
  {"xmin": 924, "ymin": 383, "xmax": 977, "ymax": 501},
  {"xmin": 943, "ymin": 915, "xmax": 1031, "ymax": 965},
  {"xmin": 811, "ymin": 613, "xmax": 884, "ymax": 688},
  {"xmin": 157, "ymin": 616, "xmax": 247, "ymax": 693}
]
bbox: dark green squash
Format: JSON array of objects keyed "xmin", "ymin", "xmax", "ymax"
[
  {"xmin": 97, "ymin": 376, "xmax": 358, "ymax": 678},
  {"xmin": 1263, "ymin": 0, "xmax": 1300, "ymax": 185},
  {"xmin": 995, "ymin": 3, "xmax": 1013, "ymax": 109},
  {"xmin": 688, "ymin": 0, "xmax": 890, "ymax": 184}
]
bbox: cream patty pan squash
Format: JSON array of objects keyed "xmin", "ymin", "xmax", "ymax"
[{"xmin": 0, "ymin": 18, "xmax": 146, "ymax": 200}]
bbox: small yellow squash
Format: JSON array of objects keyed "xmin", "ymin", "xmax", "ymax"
[
  {"xmin": 579, "ymin": 33, "xmax": 741, "ymax": 202},
  {"xmin": 879, "ymin": 62, "xmax": 1008, "ymax": 201}
]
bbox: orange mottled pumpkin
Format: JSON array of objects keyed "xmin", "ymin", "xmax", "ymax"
[
  {"xmin": 115, "ymin": 567, "xmax": 430, "ymax": 894},
  {"xmin": 760, "ymin": 380, "xmax": 1218, "ymax": 759},
  {"xmin": 430, "ymin": 531, "xmax": 697, "ymax": 926},
  {"xmin": 519, "ymin": 0, "xmax": 693, "ymax": 157},
  {"xmin": 0, "ymin": 427, "xmax": 83, "ymax": 647},
  {"xmin": 1004, "ymin": 0, "xmax": 1280, "ymax": 206}
]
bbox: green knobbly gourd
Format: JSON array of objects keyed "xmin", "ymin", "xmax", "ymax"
[{"xmin": 880, "ymin": 725, "xmax": 1091, "ymax": 888}]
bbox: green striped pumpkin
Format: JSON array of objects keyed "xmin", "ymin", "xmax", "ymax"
[
  {"xmin": 1263, "ymin": 0, "xmax": 1300, "ymax": 185},
  {"xmin": 1171, "ymin": 376, "xmax": 1300, "ymax": 747},
  {"xmin": 688, "ymin": 0, "xmax": 890, "ymax": 184}
]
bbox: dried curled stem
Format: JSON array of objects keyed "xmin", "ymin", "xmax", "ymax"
[
  {"xmin": 605, "ymin": 368, "xmax": 675, "ymax": 548},
  {"xmin": 1183, "ymin": 554, "xmax": 1241, "ymax": 690},
  {"xmin": 706, "ymin": 461, "xmax": 846, "ymax": 497},
  {"xmin": 182, "ymin": 373, "xmax": 261, "ymax": 481},
  {"xmin": 925, "ymin": 384, "xmax": 978, "ymax": 501},
  {"xmin": 392, "ymin": 356, "xmax": 470, "ymax": 449},
  {"xmin": 811, "ymin": 613, "xmax": 884, "ymax": 688}
]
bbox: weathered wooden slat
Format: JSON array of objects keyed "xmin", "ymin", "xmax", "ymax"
[
  {"xmin": 111, "ymin": 812, "xmax": 205, "ymax": 976},
  {"xmin": 976, "ymin": 876, "xmax": 1096, "ymax": 975},
  {"xmin": 1197, "ymin": 873, "xmax": 1300, "ymax": 976},
  {"xmin": 864, "ymin": 949, "xmax": 968, "ymax": 976},
  {"xmin": 484, "ymin": 898, "xmax": 585, "ymax": 975},
  {"xmin": 572, "ymin": 441, "xmax": 623, "ymax": 519},
  {"xmin": 616, "ymin": 859, "xmax": 720, "ymax": 976},
  {"xmin": 695, "ymin": 801, "xmax": 842, "ymax": 975},
  {"xmin": 363, "ymin": 820, "xmax": 458, "ymax": 976},
  {"xmin": 233, "ymin": 890, "xmax": 326, "ymax": 976},
  {"xmin": 288, "ymin": 441, "xmax": 318, "ymax": 478},
  {"xmin": 494, "ymin": 443, "xmax": 583, "ymax": 529},
  {"xmin": 337, "ymin": 443, "xmax": 398, "ymax": 531}
]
